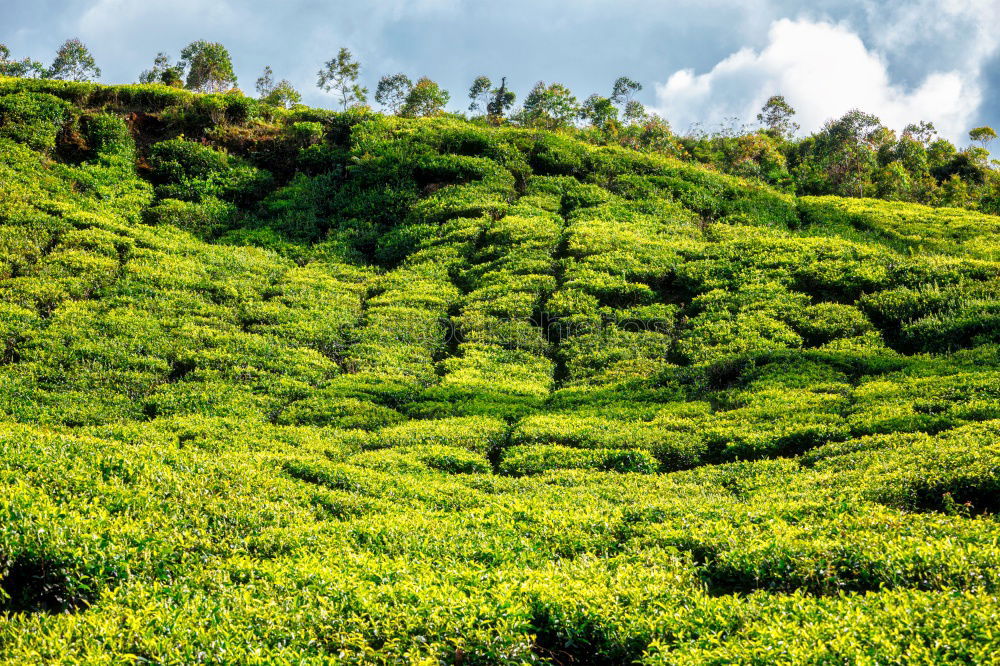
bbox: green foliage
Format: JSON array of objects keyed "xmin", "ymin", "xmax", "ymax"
[
  {"xmin": 514, "ymin": 81, "xmax": 580, "ymax": 129},
  {"xmin": 469, "ymin": 75, "xmax": 516, "ymax": 122},
  {"xmin": 756, "ymin": 94, "xmax": 799, "ymax": 139},
  {"xmin": 0, "ymin": 44, "xmax": 46, "ymax": 78},
  {"xmin": 46, "ymin": 38, "xmax": 101, "ymax": 82},
  {"xmin": 138, "ymin": 52, "xmax": 184, "ymax": 87},
  {"xmin": 0, "ymin": 77, "xmax": 999, "ymax": 663},
  {"xmin": 148, "ymin": 138, "xmax": 272, "ymax": 212},
  {"xmin": 179, "ymin": 40, "xmax": 237, "ymax": 93},
  {"xmin": 969, "ymin": 126, "xmax": 996, "ymax": 148},
  {"xmin": 149, "ymin": 138, "xmax": 230, "ymax": 181},
  {"xmin": 317, "ymin": 47, "xmax": 366, "ymax": 110},
  {"xmin": 400, "ymin": 76, "xmax": 450, "ymax": 117},
  {"xmin": 500, "ymin": 444, "xmax": 659, "ymax": 475},
  {"xmin": 0, "ymin": 91, "xmax": 67, "ymax": 151},
  {"xmin": 83, "ymin": 113, "xmax": 134, "ymax": 157},
  {"xmin": 799, "ymin": 195, "xmax": 1000, "ymax": 260},
  {"xmin": 256, "ymin": 65, "xmax": 302, "ymax": 109},
  {"xmin": 374, "ymin": 73, "xmax": 412, "ymax": 114},
  {"xmin": 144, "ymin": 196, "xmax": 234, "ymax": 238}
]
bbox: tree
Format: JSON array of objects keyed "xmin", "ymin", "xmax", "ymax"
[
  {"xmin": 485, "ymin": 77, "xmax": 515, "ymax": 121},
  {"xmin": 756, "ymin": 95, "xmax": 798, "ymax": 139},
  {"xmin": 255, "ymin": 65, "xmax": 275, "ymax": 98},
  {"xmin": 468, "ymin": 75, "xmax": 515, "ymax": 122},
  {"xmin": 266, "ymin": 81, "xmax": 302, "ymax": 109},
  {"xmin": 874, "ymin": 161, "xmax": 911, "ymax": 201},
  {"xmin": 317, "ymin": 47, "xmax": 367, "ymax": 109},
  {"xmin": 0, "ymin": 44, "xmax": 45, "ymax": 78},
  {"xmin": 139, "ymin": 52, "xmax": 184, "ymax": 87},
  {"xmin": 580, "ymin": 94, "xmax": 618, "ymax": 130},
  {"xmin": 969, "ymin": 126, "xmax": 997, "ymax": 149},
  {"xmin": 468, "ymin": 75, "xmax": 492, "ymax": 113},
  {"xmin": 580, "ymin": 77, "xmax": 645, "ymax": 129},
  {"xmin": 400, "ymin": 77, "xmax": 450, "ymax": 117},
  {"xmin": 940, "ymin": 173, "xmax": 971, "ymax": 207},
  {"xmin": 256, "ymin": 66, "xmax": 301, "ymax": 108},
  {"xmin": 622, "ymin": 100, "xmax": 647, "ymax": 125},
  {"xmin": 825, "ymin": 109, "xmax": 882, "ymax": 148},
  {"xmin": 47, "ymin": 38, "xmax": 101, "ymax": 81},
  {"xmin": 902, "ymin": 121, "xmax": 936, "ymax": 145},
  {"xmin": 179, "ymin": 41, "xmax": 237, "ymax": 92},
  {"xmin": 375, "ymin": 73, "xmax": 413, "ymax": 114},
  {"xmin": 821, "ymin": 109, "xmax": 885, "ymax": 197},
  {"xmin": 514, "ymin": 81, "xmax": 579, "ymax": 129},
  {"xmin": 630, "ymin": 112, "xmax": 681, "ymax": 154},
  {"xmin": 610, "ymin": 76, "xmax": 641, "ymax": 106}
]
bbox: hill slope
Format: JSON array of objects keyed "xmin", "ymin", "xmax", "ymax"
[{"xmin": 1, "ymin": 78, "xmax": 999, "ymax": 663}]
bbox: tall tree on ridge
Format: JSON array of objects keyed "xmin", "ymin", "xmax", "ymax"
[
  {"xmin": 47, "ymin": 38, "xmax": 101, "ymax": 81},
  {"xmin": 400, "ymin": 77, "xmax": 449, "ymax": 117},
  {"xmin": 468, "ymin": 75, "xmax": 515, "ymax": 123},
  {"xmin": 138, "ymin": 52, "xmax": 184, "ymax": 87},
  {"xmin": 757, "ymin": 95, "xmax": 799, "ymax": 139},
  {"xmin": 515, "ymin": 81, "xmax": 579, "ymax": 129},
  {"xmin": 969, "ymin": 126, "xmax": 997, "ymax": 149},
  {"xmin": 180, "ymin": 40, "xmax": 237, "ymax": 92},
  {"xmin": 375, "ymin": 73, "xmax": 413, "ymax": 114},
  {"xmin": 317, "ymin": 48, "xmax": 367, "ymax": 109},
  {"xmin": 256, "ymin": 65, "xmax": 302, "ymax": 108}
]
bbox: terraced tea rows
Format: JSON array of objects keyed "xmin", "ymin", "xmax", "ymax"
[{"xmin": 0, "ymin": 78, "xmax": 998, "ymax": 663}]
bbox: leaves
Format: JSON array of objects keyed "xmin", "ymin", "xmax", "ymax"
[{"xmin": 0, "ymin": 76, "xmax": 999, "ymax": 663}]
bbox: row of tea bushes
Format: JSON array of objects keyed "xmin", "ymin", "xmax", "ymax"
[
  {"xmin": 799, "ymin": 195, "xmax": 1000, "ymax": 260},
  {"xmin": 3, "ymin": 78, "xmax": 1000, "ymax": 662}
]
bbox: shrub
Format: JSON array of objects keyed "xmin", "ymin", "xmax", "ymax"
[
  {"xmin": 0, "ymin": 92, "xmax": 67, "ymax": 151},
  {"xmin": 411, "ymin": 444, "xmax": 492, "ymax": 474},
  {"xmin": 84, "ymin": 113, "xmax": 134, "ymax": 158},
  {"xmin": 149, "ymin": 138, "xmax": 230, "ymax": 183},
  {"xmin": 144, "ymin": 197, "xmax": 234, "ymax": 238},
  {"xmin": 365, "ymin": 416, "xmax": 508, "ymax": 456},
  {"xmin": 276, "ymin": 396, "xmax": 406, "ymax": 430},
  {"xmin": 289, "ymin": 121, "xmax": 324, "ymax": 146},
  {"xmin": 499, "ymin": 444, "xmax": 659, "ymax": 475},
  {"xmin": 2, "ymin": 77, "xmax": 1000, "ymax": 663}
]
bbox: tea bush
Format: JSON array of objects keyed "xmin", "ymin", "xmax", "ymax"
[{"xmin": 0, "ymin": 78, "xmax": 999, "ymax": 663}]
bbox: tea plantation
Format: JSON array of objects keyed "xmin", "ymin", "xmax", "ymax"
[{"xmin": 1, "ymin": 77, "xmax": 999, "ymax": 663}]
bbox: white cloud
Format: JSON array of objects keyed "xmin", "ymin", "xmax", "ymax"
[
  {"xmin": 76, "ymin": 0, "xmax": 237, "ymax": 39},
  {"xmin": 865, "ymin": 0, "xmax": 1000, "ymax": 66},
  {"xmin": 654, "ymin": 17, "xmax": 987, "ymax": 142}
]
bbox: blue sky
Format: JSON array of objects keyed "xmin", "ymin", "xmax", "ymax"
[{"xmin": 3, "ymin": 0, "xmax": 998, "ymax": 147}]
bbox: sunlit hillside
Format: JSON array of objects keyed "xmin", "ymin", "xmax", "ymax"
[{"xmin": 1, "ymin": 77, "xmax": 999, "ymax": 663}]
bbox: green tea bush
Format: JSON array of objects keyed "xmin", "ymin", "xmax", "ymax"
[
  {"xmin": 276, "ymin": 395, "xmax": 406, "ymax": 429},
  {"xmin": 362, "ymin": 416, "xmax": 508, "ymax": 455},
  {"xmin": 144, "ymin": 196, "xmax": 234, "ymax": 238},
  {"xmin": 0, "ymin": 92, "xmax": 67, "ymax": 151},
  {"xmin": 289, "ymin": 120, "xmax": 324, "ymax": 145},
  {"xmin": 500, "ymin": 444, "xmax": 659, "ymax": 475},
  {"xmin": 149, "ymin": 138, "xmax": 230, "ymax": 182},
  {"xmin": 1, "ymin": 78, "xmax": 999, "ymax": 663},
  {"xmin": 800, "ymin": 195, "xmax": 1000, "ymax": 260},
  {"xmin": 349, "ymin": 444, "xmax": 492, "ymax": 475},
  {"xmin": 83, "ymin": 113, "xmax": 134, "ymax": 158}
]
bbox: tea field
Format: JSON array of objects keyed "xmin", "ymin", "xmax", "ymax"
[{"xmin": 1, "ymin": 77, "xmax": 999, "ymax": 663}]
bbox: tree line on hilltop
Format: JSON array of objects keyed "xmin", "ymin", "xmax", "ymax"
[{"xmin": 2, "ymin": 37, "xmax": 998, "ymax": 213}]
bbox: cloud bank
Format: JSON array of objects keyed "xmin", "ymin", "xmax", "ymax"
[{"xmin": 654, "ymin": 14, "xmax": 996, "ymax": 142}]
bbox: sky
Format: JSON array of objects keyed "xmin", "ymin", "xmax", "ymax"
[{"xmin": 2, "ymin": 0, "xmax": 998, "ymax": 147}]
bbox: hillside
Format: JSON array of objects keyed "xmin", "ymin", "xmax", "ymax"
[{"xmin": 1, "ymin": 78, "xmax": 999, "ymax": 663}]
